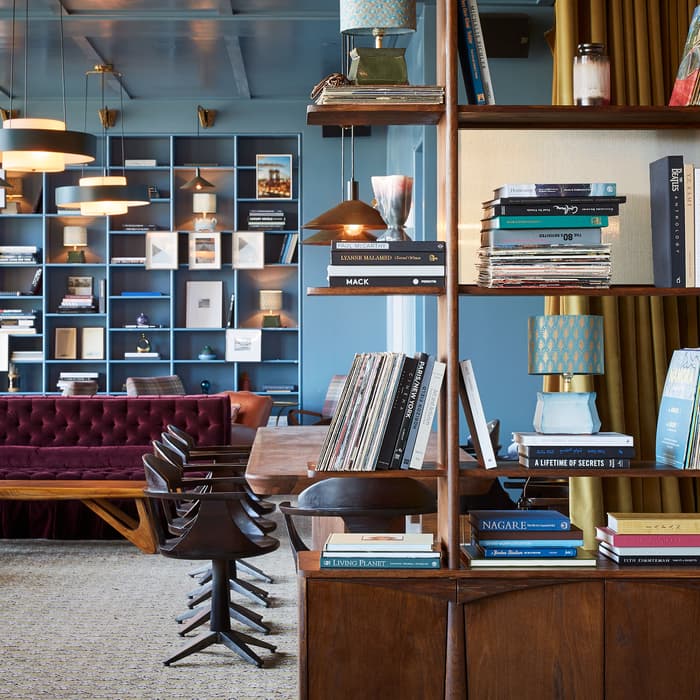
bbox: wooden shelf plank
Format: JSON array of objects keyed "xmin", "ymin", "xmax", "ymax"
[
  {"xmin": 460, "ymin": 461, "xmax": 696, "ymax": 478},
  {"xmin": 306, "ymin": 104, "xmax": 444, "ymax": 126},
  {"xmin": 458, "ymin": 285, "xmax": 700, "ymax": 297},
  {"xmin": 457, "ymin": 105, "xmax": 700, "ymax": 130}
]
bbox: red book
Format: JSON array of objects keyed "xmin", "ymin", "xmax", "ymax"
[{"xmin": 596, "ymin": 525, "xmax": 700, "ymax": 547}]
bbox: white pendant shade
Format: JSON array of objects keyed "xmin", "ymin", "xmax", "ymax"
[{"xmin": 55, "ymin": 175, "xmax": 150, "ymax": 216}]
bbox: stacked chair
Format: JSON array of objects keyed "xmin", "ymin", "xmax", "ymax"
[{"xmin": 143, "ymin": 452, "xmax": 279, "ymax": 667}]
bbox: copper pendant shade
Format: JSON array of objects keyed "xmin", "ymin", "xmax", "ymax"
[{"xmin": 180, "ymin": 167, "xmax": 215, "ymax": 191}]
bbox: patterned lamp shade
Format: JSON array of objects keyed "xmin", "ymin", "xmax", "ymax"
[
  {"xmin": 340, "ymin": 0, "xmax": 416, "ymax": 35},
  {"xmin": 528, "ymin": 314, "xmax": 604, "ymax": 378}
]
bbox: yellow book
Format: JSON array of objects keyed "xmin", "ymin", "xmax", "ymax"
[{"xmin": 608, "ymin": 512, "xmax": 700, "ymax": 534}]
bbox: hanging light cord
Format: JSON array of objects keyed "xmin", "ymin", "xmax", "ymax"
[
  {"xmin": 8, "ymin": 0, "xmax": 16, "ymax": 117},
  {"xmin": 23, "ymin": 0, "xmax": 28, "ymax": 117},
  {"xmin": 59, "ymin": 3, "xmax": 66, "ymax": 124}
]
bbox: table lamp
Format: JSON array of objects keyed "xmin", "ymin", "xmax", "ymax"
[
  {"xmin": 63, "ymin": 225, "xmax": 88, "ymax": 263},
  {"xmin": 192, "ymin": 192, "xmax": 217, "ymax": 231},
  {"xmin": 260, "ymin": 289, "xmax": 283, "ymax": 327},
  {"xmin": 528, "ymin": 314, "xmax": 604, "ymax": 434},
  {"xmin": 340, "ymin": 0, "xmax": 417, "ymax": 85}
]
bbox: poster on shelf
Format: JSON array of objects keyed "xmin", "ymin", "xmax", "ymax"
[
  {"xmin": 225, "ymin": 328, "xmax": 262, "ymax": 362},
  {"xmin": 185, "ymin": 280, "xmax": 223, "ymax": 328}
]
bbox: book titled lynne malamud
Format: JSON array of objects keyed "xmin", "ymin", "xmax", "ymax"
[{"xmin": 468, "ymin": 509, "xmax": 570, "ymax": 531}]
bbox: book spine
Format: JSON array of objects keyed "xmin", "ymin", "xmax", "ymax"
[
  {"xmin": 400, "ymin": 356, "xmax": 434, "ymax": 470},
  {"xmin": 695, "ymin": 167, "xmax": 700, "ymax": 288},
  {"xmin": 684, "ymin": 162, "xmax": 695, "ymax": 287},
  {"xmin": 519, "ymin": 456, "xmax": 631, "ymax": 469},
  {"xmin": 456, "ymin": 0, "xmax": 477, "ymax": 103},
  {"xmin": 596, "ymin": 526, "xmax": 700, "ymax": 547},
  {"xmin": 330, "ymin": 250, "xmax": 445, "ymax": 265},
  {"xmin": 484, "ymin": 202, "xmax": 620, "ymax": 217},
  {"xmin": 375, "ymin": 357, "xmax": 418, "ymax": 470},
  {"xmin": 481, "ymin": 228, "xmax": 603, "ymax": 248},
  {"xmin": 408, "ymin": 361, "xmax": 446, "ymax": 469},
  {"xmin": 475, "ymin": 537, "xmax": 584, "ymax": 548},
  {"xmin": 599, "ymin": 548, "xmax": 700, "ymax": 565},
  {"xmin": 328, "ymin": 276, "xmax": 445, "ymax": 288},
  {"xmin": 649, "ymin": 155, "xmax": 685, "ymax": 287},
  {"xmin": 327, "ymin": 265, "xmax": 445, "ymax": 276},
  {"xmin": 519, "ymin": 445, "xmax": 636, "ymax": 459},
  {"xmin": 458, "ymin": 359, "xmax": 498, "ymax": 469},
  {"xmin": 482, "ymin": 215, "xmax": 608, "ymax": 229},
  {"xmin": 332, "ymin": 241, "xmax": 446, "ymax": 252},
  {"xmin": 466, "ymin": 0, "xmax": 494, "ymax": 104},
  {"xmin": 495, "ymin": 183, "xmax": 617, "ymax": 198},
  {"xmin": 320, "ymin": 556, "xmax": 441, "ymax": 569},
  {"xmin": 608, "ymin": 518, "xmax": 700, "ymax": 534},
  {"xmin": 470, "ymin": 515, "xmax": 570, "ymax": 531},
  {"xmin": 480, "ymin": 546, "xmax": 578, "ymax": 558}
]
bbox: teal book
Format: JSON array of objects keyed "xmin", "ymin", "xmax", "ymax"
[
  {"xmin": 655, "ymin": 348, "xmax": 700, "ymax": 468},
  {"xmin": 479, "ymin": 546, "xmax": 578, "ymax": 558},
  {"xmin": 320, "ymin": 555, "xmax": 441, "ymax": 569},
  {"xmin": 468, "ymin": 509, "xmax": 571, "ymax": 531},
  {"xmin": 481, "ymin": 215, "xmax": 608, "ymax": 230}
]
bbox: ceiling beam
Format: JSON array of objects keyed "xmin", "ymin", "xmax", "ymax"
[
  {"xmin": 71, "ymin": 36, "xmax": 133, "ymax": 100},
  {"xmin": 224, "ymin": 36, "xmax": 251, "ymax": 100}
]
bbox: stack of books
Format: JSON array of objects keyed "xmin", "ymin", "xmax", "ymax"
[
  {"xmin": 0, "ymin": 245, "xmax": 40, "ymax": 264},
  {"xmin": 0, "ymin": 308, "xmax": 38, "ymax": 331},
  {"xmin": 56, "ymin": 371, "xmax": 99, "ymax": 392},
  {"xmin": 315, "ymin": 351, "xmax": 446, "ymax": 471},
  {"xmin": 10, "ymin": 349, "xmax": 43, "ymax": 362},
  {"xmin": 247, "ymin": 209, "xmax": 286, "ymax": 230},
  {"xmin": 57, "ymin": 294, "xmax": 97, "ymax": 313},
  {"xmin": 513, "ymin": 431, "xmax": 635, "ymax": 469},
  {"xmin": 597, "ymin": 512, "xmax": 700, "ymax": 565},
  {"xmin": 327, "ymin": 241, "xmax": 445, "ymax": 288},
  {"xmin": 313, "ymin": 85, "xmax": 444, "ymax": 106},
  {"xmin": 320, "ymin": 532, "xmax": 441, "ymax": 570},
  {"xmin": 278, "ymin": 232, "xmax": 298, "ymax": 264},
  {"xmin": 477, "ymin": 182, "xmax": 626, "ymax": 288},
  {"xmin": 462, "ymin": 509, "xmax": 597, "ymax": 567}
]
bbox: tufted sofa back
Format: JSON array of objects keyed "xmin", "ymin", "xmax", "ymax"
[{"xmin": 0, "ymin": 395, "xmax": 231, "ymax": 448}]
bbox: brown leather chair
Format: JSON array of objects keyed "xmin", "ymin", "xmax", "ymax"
[{"xmin": 218, "ymin": 391, "xmax": 273, "ymax": 446}]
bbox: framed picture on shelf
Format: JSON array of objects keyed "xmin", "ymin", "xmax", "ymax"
[
  {"xmin": 232, "ymin": 230, "xmax": 264, "ymax": 269},
  {"xmin": 188, "ymin": 232, "xmax": 221, "ymax": 269},
  {"xmin": 255, "ymin": 154, "xmax": 293, "ymax": 199},
  {"xmin": 81, "ymin": 327, "xmax": 104, "ymax": 360},
  {"xmin": 145, "ymin": 231, "xmax": 178, "ymax": 269},
  {"xmin": 66, "ymin": 275, "xmax": 93, "ymax": 295},
  {"xmin": 185, "ymin": 280, "xmax": 223, "ymax": 328},
  {"xmin": 55, "ymin": 327, "xmax": 77, "ymax": 360},
  {"xmin": 225, "ymin": 328, "xmax": 262, "ymax": 362}
]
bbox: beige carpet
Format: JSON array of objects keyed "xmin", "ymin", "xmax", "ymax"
[{"xmin": 0, "ymin": 503, "xmax": 302, "ymax": 700}]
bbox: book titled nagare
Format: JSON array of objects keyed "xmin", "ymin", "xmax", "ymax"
[{"xmin": 468, "ymin": 509, "xmax": 570, "ymax": 531}]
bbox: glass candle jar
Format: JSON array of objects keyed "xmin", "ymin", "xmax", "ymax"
[{"xmin": 573, "ymin": 43, "xmax": 610, "ymax": 106}]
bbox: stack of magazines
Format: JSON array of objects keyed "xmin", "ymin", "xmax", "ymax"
[{"xmin": 314, "ymin": 85, "xmax": 444, "ymax": 105}]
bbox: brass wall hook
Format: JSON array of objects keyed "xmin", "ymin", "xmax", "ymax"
[{"xmin": 197, "ymin": 105, "xmax": 216, "ymax": 128}]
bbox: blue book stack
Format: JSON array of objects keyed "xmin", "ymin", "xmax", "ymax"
[{"xmin": 462, "ymin": 510, "xmax": 596, "ymax": 568}]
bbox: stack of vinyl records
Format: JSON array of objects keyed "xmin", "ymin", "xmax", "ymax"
[
  {"xmin": 476, "ymin": 182, "xmax": 626, "ymax": 288},
  {"xmin": 327, "ymin": 240, "xmax": 445, "ymax": 288},
  {"xmin": 314, "ymin": 85, "xmax": 444, "ymax": 105}
]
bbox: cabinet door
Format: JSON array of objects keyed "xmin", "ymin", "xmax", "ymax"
[
  {"xmin": 461, "ymin": 579, "xmax": 604, "ymax": 699},
  {"xmin": 303, "ymin": 577, "xmax": 452, "ymax": 700},
  {"xmin": 605, "ymin": 580, "xmax": 700, "ymax": 700}
]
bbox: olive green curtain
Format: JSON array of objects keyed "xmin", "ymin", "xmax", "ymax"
[{"xmin": 549, "ymin": 1, "xmax": 700, "ymax": 548}]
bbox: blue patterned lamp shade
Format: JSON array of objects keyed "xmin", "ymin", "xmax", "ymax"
[
  {"xmin": 527, "ymin": 314, "xmax": 604, "ymax": 434},
  {"xmin": 340, "ymin": 0, "xmax": 417, "ymax": 35},
  {"xmin": 528, "ymin": 314, "xmax": 604, "ymax": 378}
]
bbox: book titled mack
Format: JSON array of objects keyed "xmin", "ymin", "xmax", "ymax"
[
  {"xmin": 329, "ymin": 275, "xmax": 445, "ymax": 288},
  {"xmin": 468, "ymin": 509, "xmax": 570, "ymax": 531},
  {"xmin": 320, "ymin": 555, "xmax": 441, "ymax": 569},
  {"xmin": 493, "ymin": 183, "xmax": 617, "ymax": 198},
  {"xmin": 649, "ymin": 155, "xmax": 685, "ymax": 287},
  {"xmin": 481, "ymin": 228, "xmax": 603, "ymax": 248},
  {"xmin": 481, "ymin": 215, "xmax": 608, "ymax": 230}
]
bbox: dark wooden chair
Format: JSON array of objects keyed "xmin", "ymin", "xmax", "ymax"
[
  {"xmin": 278, "ymin": 476, "xmax": 437, "ymax": 570},
  {"xmin": 143, "ymin": 454, "xmax": 279, "ymax": 667},
  {"xmin": 286, "ymin": 374, "xmax": 346, "ymax": 425}
]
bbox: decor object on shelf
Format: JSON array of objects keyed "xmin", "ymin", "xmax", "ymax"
[
  {"xmin": 371, "ymin": 175, "xmax": 413, "ymax": 241},
  {"xmin": 192, "ymin": 192, "xmax": 217, "ymax": 231},
  {"xmin": 200, "ymin": 378, "xmax": 211, "ymax": 394},
  {"xmin": 669, "ymin": 5, "xmax": 700, "ymax": 106},
  {"xmin": 186, "ymin": 280, "xmax": 223, "ymax": 328},
  {"xmin": 339, "ymin": 0, "xmax": 416, "ymax": 85},
  {"xmin": 188, "ymin": 231, "xmax": 221, "ymax": 269},
  {"xmin": 226, "ymin": 329, "xmax": 262, "ymax": 362},
  {"xmin": 573, "ymin": 43, "xmax": 610, "ymax": 106},
  {"xmin": 180, "ymin": 106, "xmax": 216, "ymax": 191},
  {"xmin": 54, "ymin": 64, "xmax": 150, "ymax": 215},
  {"xmin": 256, "ymin": 154, "xmax": 293, "ymax": 199},
  {"xmin": 7, "ymin": 363, "xmax": 19, "ymax": 392},
  {"xmin": 0, "ymin": 3, "xmax": 95, "ymax": 172},
  {"xmin": 303, "ymin": 126, "xmax": 385, "ymax": 244},
  {"xmin": 136, "ymin": 333, "xmax": 151, "ymax": 353},
  {"xmin": 63, "ymin": 225, "xmax": 88, "ymax": 263},
  {"xmin": 136, "ymin": 312, "xmax": 150, "ymax": 327},
  {"xmin": 145, "ymin": 231, "xmax": 178, "ymax": 270},
  {"xmin": 232, "ymin": 230, "xmax": 265, "ymax": 269},
  {"xmin": 528, "ymin": 314, "xmax": 604, "ymax": 434},
  {"xmin": 259, "ymin": 290, "xmax": 283, "ymax": 328},
  {"xmin": 198, "ymin": 345, "xmax": 216, "ymax": 361}
]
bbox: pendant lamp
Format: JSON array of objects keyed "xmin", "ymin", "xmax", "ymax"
[
  {"xmin": 0, "ymin": 2, "xmax": 95, "ymax": 173},
  {"xmin": 54, "ymin": 65, "xmax": 150, "ymax": 216},
  {"xmin": 180, "ymin": 106, "xmax": 215, "ymax": 191},
  {"xmin": 302, "ymin": 126, "xmax": 385, "ymax": 245}
]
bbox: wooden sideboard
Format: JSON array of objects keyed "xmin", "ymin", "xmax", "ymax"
[{"xmin": 297, "ymin": 551, "xmax": 700, "ymax": 700}]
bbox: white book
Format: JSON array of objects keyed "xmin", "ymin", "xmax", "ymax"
[
  {"xmin": 684, "ymin": 163, "xmax": 695, "ymax": 286},
  {"xmin": 124, "ymin": 352, "xmax": 160, "ymax": 358},
  {"xmin": 408, "ymin": 360, "xmax": 447, "ymax": 469},
  {"xmin": 327, "ymin": 264, "xmax": 445, "ymax": 276},
  {"xmin": 124, "ymin": 159, "xmax": 157, "ymax": 166},
  {"xmin": 599, "ymin": 540, "xmax": 700, "ymax": 556},
  {"xmin": 513, "ymin": 431, "xmax": 634, "ymax": 447},
  {"xmin": 324, "ymin": 532, "xmax": 435, "ymax": 552},
  {"xmin": 694, "ymin": 166, "xmax": 700, "ymax": 288},
  {"xmin": 458, "ymin": 359, "xmax": 498, "ymax": 469}
]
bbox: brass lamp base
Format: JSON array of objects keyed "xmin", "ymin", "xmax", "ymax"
[
  {"xmin": 67, "ymin": 250, "xmax": 86, "ymax": 263},
  {"xmin": 348, "ymin": 47, "xmax": 409, "ymax": 85}
]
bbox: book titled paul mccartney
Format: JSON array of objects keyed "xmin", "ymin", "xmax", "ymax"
[{"xmin": 649, "ymin": 155, "xmax": 685, "ymax": 287}]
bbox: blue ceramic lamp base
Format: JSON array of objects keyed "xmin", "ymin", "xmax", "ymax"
[{"xmin": 533, "ymin": 391, "xmax": 601, "ymax": 434}]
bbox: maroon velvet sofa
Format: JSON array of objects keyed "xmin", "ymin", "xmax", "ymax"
[{"xmin": 0, "ymin": 394, "xmax": 231, "ymax": 539}]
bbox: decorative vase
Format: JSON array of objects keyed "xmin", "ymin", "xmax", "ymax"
[
  {"xmin": 371, "ymin": 175, "xmax": 413, "ymax": 241},
  {"xmin": 198, "ymin": 345, "xmax": 216, "ymax": 361}
]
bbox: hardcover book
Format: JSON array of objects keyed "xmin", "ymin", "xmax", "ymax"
[
  {"xmin": 478, "ymin": 545, "xmax": 578, "ymax": 558},
  {"xmin": 519, "ymin": 456, "xmax": 630, "ymax": 469},
  {"xmin": 596, "ymin": 525, "xmax": 700, "ymax": 548},
  {"xmin": 483, "ymin": 200, "xmax": 623, "ymax": 218},
  {"xmin": 329, "ymin": 275, "xmax": 445, "ymax": 288},
  {"xmin": 656, "ymin": 348, "xmax": 700, "ymax": 468},
  {"xmin": 458, "ymin": 359, "xmax": 497, "ymax": 469},
  {"xmin": 512, "ymin": 431, "xmax": 634, "ymax": 447},
  {"xmin": 320, "ymin": 555, "xmax": 441, "ymax": 569},
  {"xmin": 480, "ymin": 227, "xmax": 603, "ymax": 248},
  {"xmin": 407, "ymin": 360, "xmax": 446, "ymax": 469},
  {"xmin": 481, "ymin": 215, "xmax": 608, "ymax": 230},
  {"xmin": 598, "ymin": 542, "xmax": 700, "ymax": 566},
  {"xmin": 461, "ymin": 544, "xmax": 597, "ymax": 568},
  {"xmin": 324, "ymin": 532, "xmax": 434, "ymax": 552},
  {"xmin": 392, "ymin": 352, "xmax": 430, "ymax": 470},
  {"xmin": 669, "ymin": 5, "xmax": 700, "ymax": 105},
  {"xmin": 468, "ymin": 509, "xmax": 570, "ymax": 531},
  {"xmin": 518, "ymin": 444, "xmax": 636, "ymax": 460},
  {"xmin": 456, "ymin": 0, "xmax": 484, "ymax": 104},
  {"xmin": 493, "ymin": 183, "xmax": 617, "ymax": 198},
  {"xmin": 607, "ymin": 512, "xmax": 700, "ymax": 534},
  {"xmin": 649, "ymin": 154, "xmax": 685, "ymax": 287}
]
